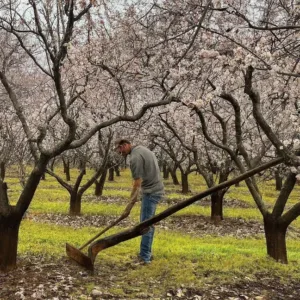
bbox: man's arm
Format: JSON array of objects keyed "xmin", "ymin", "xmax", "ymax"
[
  {"xmin": 118, "ymin": 178, "xmax": 141, "ymax": 219},
  {"xmin": 130, "ymin": 178, "xmax": 141, "ymax": 201}
]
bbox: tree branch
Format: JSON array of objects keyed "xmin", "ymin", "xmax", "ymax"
[{"xmin": 272, "ymin": 172, "xmax": 297, "ymax": 218}]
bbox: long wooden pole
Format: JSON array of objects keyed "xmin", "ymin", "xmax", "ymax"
[{"xmin": 88, "ymin": 157, "xmax": 283, "ymax": 263}]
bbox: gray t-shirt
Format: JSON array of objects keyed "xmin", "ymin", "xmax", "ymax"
[{"xmin": 130, "ymin": 145, "xmax": 164, "ymax": 195}]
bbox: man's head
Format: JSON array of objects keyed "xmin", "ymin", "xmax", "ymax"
[{"xmin": 114, "ymin": 138, "xmax": 132, "ymax": 156}]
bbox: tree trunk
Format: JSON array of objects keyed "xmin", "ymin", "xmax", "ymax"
[
  {"xmin": 210, "ymin": 191, "xmax": 224, "ymax": 223},
  {"xmin": 95, "ymin": 168, "xmax": 108, "ymax": 197},
  {"xmin": 163, "ymin": 164, "xmax": 169, "ymax": 179},
  {"xmin": 63, "ymin": 159, "xmax": 71, "ymax": 181},
  {"xmin": 69, "ymin": 192, "xmax": 82, "ymax": 215},
  {"xmin": 181, "ymin": 172, "xmax": 189, "ymax": 194},
  {"xmin": 114, "ymin": 166, "xmax": 120, "ymax": 177},
  {"xmin": 275, "ymin": 170, "xmax": 283, "ymax": 191},
  {"xmin": 0, "ymin": 161, "xmax": 5, "ymax": 180},
  {"xmin": 170, "ymin": 168, "xmax": 180, "ymax": 185},
  {"xmin": 264, "ymin": 215, "xmax": 288, "ymax": 263},
  {"xmin": 108, "ymin": 167, "xmax": 114, "ymax": 181},
  {"xmin": 65, "ymin": 166, "xmax": 71, "ymax": 181},
  {"xmin": 0, "ymin": 214, "xmax": 22, "ymax": 272}
]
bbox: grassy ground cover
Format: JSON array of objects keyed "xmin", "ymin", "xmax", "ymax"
[
  {"xmin": 3, "ymin": 166, "xmax": 300, "ymax": 298},
  {"xmin": 18, "ymin": 219, "xmax": 300, "ymax": 297},
  {"xmin": 21, "ymin": 167, "xmax": 300, "ymax": 226}
]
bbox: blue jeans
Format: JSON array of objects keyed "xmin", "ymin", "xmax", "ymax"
[{"xmin": 139, "ymin": 193, "xmax": 161, "ymax": 262}]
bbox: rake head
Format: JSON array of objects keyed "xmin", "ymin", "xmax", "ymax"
[{"xmin": 66, "ymin": 243, "xmax": 94, "ymax": 271}]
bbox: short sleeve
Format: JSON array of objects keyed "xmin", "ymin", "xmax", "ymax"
[{"xmin": 130, "ymin": 154, "xmax": 144, "ymax": 180}]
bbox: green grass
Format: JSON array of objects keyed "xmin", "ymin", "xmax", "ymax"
[
  {"xmin": 8, "ymin": 166, "xmax": 298, "ymax": 230},
  {"xmin": 227, "ymin": 180, "xmax": 300, "ymax": 207},
  {"xmin": 4, "ymin": 165, "xmax": 300, "ymax": 297},
  {"xmin": 19, "ymin": 220, "xmax": 300, "ymax": 296}
]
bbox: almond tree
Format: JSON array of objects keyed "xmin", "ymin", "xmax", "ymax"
[
  {"xmin": 47, "ymin": 131, "xmax": 112, "ymax": 215},
  {"xmin": 0, "ymin": 0, "xmax": 179, "ymax": 271},
  {"xmin": 204, "ymin": 0, "xmax": 300, "ymax": 263},
  {"xmin": 125, "ymin": 0, "xmax": 300, "ymax": 262},
  {"xmin": 152, "ymin": 105, "xmax": 234, "ymax": 221},
  {"xmin": 152, "ymin": 130, "xmax": 196, "ymax": 194},
  {"xmin": 149, "ymin": 0, "xmax": 300, "ymax": 262}
]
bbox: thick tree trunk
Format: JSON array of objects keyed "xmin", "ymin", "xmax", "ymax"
[
  {"xmin": 108, "ymin": 167, "xmax": 114, "ymax": 181},
  {"xmin": 181, "ymin": 172, "xmax": 189, "ymax": 194},
  {"xmin": 0, "ymin": 161, "xmax": 5, "ymax": 180},
  {"xmin": 0, "ymin": 214, "xmax": 22, "ymax": 272},
  {"xmin": 275, "ymin": 170, "xmax": 283, "ymax": 191},
  {"xmin": 163, "ymin": 164, "xmax": 169, "ymax": 179},
  {"xmin": 95, "ymin": 168, "xmax": 108, "ymax": 197},
  {"xmin": 65, "ymin": 167, "xmax": 71, "ymax": 181},
  {"xmin": 0, "ymin": 155, "xmax": 49, "ymax": 272},
  {"xmin": 210, "ymin": 191, "xmax": 224, "ymax": 223},
  {"xmin": 264, "ymin": 215, "xmax": 288, "ymax": 263},
  {"xmin": 69, "ymin": 192, "xmax": 82, "ymax": 215},
  {"xmin": 170, "ymin": 168, "xmax": 180, "ymax": 185},
  {"xmin": 63, "ymin": 159, "xmax": 71, "ymax": 181}
]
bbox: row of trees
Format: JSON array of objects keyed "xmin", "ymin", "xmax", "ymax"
[{"xmin": 0, "ymin": 0, "xmax": 299, "ymax": 271}]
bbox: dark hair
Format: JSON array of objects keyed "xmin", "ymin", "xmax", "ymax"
[{"xmin": 114, "ymin": 138, "xmax": 131, "ymax": 149}]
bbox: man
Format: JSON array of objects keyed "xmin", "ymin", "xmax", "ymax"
[{"xmin": 115, "ymin": 138, "xmax": 164, "ymax": 264}]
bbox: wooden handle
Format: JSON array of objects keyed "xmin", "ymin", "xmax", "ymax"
[{"xmin": 79, "ymin": 195, "xmax": 138, "ymax": 250}]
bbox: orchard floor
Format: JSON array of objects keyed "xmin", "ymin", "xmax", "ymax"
[
  {"xmin": 1, "ymin": 255, "xmax": 300, "ymax": 300},
  {"xmin": 1, "ymin": 213, "xmax": 300, "ymax": 300}
]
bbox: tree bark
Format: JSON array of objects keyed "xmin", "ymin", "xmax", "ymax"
[
  {"xmin": 0, "ymin": 182, "xmax": 22, "ymax": 272},
  {"xmin": 0, "ymin": 162, "xmax": 5, "ymax": 181},
  {"xmin": 95, "ymin": 168, "xmax": 108, "ymax": 196},
  {"xmin": 264, "ymin": 215, "xmax": 288, "ymax": 263},
  {"xmin": 63, "ymin": 158, "xmax": 71, "ymax": 181},
  {"xmin": 163, "ymin": 164, "xmax": 169, "ymax": 179},
  {"xmin": 108, "ymin": 167, "xmax": 114, "ymax": 181},
  {"xmin": 170, "ymin": 168, "xmax": 180, "ymax": 185},
  {"xmin": 0, "ymin": 214, "xmax": 22, "ymax": 272},
  {"xmin": 181, "ymin": 172, "xmax": 189, "ymax": 194},
  {"xmin": 69, "ymin": 192, "xmax": 82, "ymax": 215},
  {"xmin": 210, "ymin": 191, "xmax": 224, "ymax": 223}
]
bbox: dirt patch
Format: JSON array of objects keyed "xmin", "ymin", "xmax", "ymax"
[
  {"xmin": 167, "ymin": 276, "xmax": 300, "ymax": 299},
  {"xmin": 162, "ymin": 196, "xmax": 254, "ymax": 208},
  {"xmin": 159, "ymin": 215, "xmax": 266, "ymax": 238},
  {"xmin": 1, "ymin": 256, "xmax": 299, "ymax": 300},
  {"xmin": 84, "ymin": 193, "xmax": 254, "ymax": 209},
  {"xmin": 25, "ymin": 213, "xmax": 136, "ymax": 229},
  {"xmin": 159, "ymin": 215, "xmax": 300, "ymax": 238}
]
